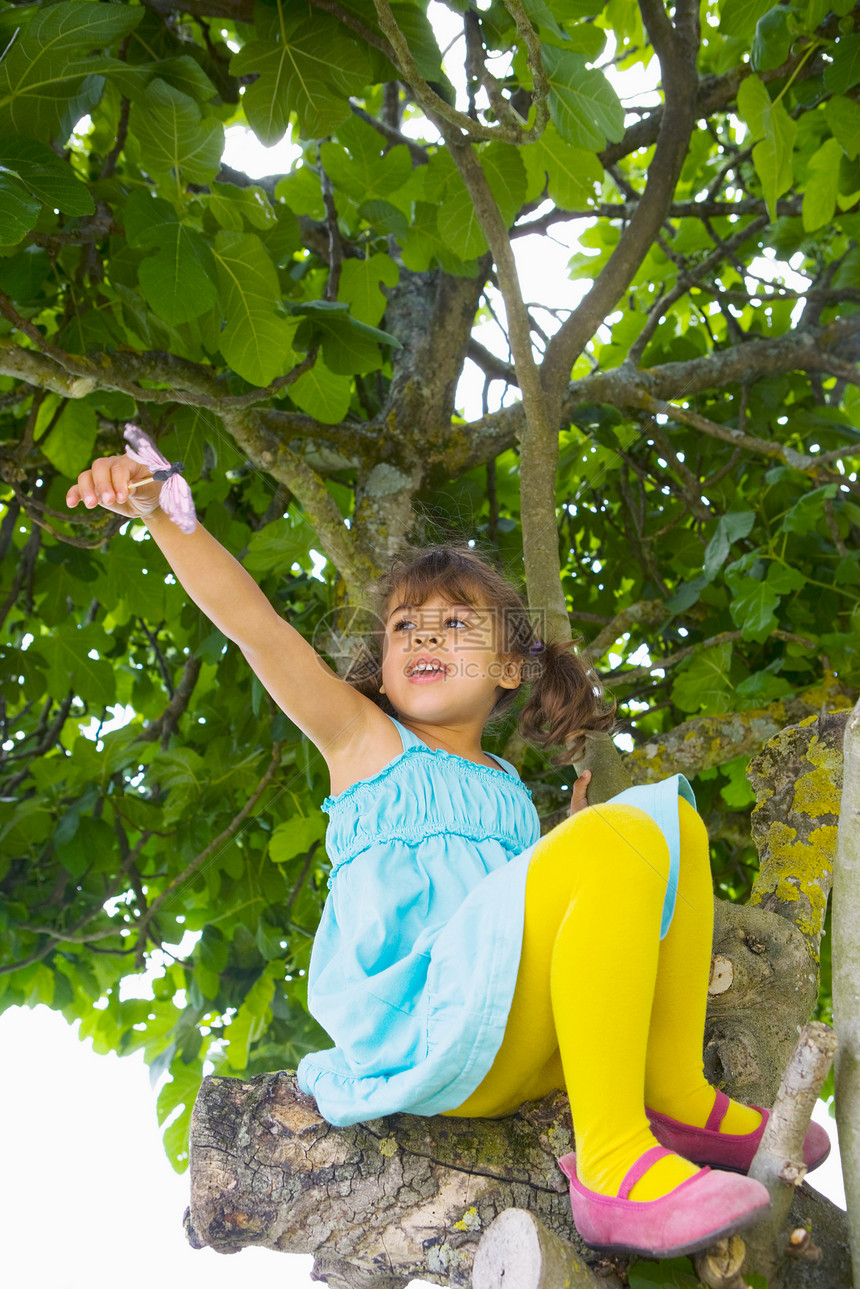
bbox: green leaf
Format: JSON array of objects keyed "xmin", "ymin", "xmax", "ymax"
[
  {"xmin": 522, "ymin": 123, "xmax": 601, "ymax": 209},
  {"xmin": 224, "ymin": 964, "xmax": 279, "ymax": 1070},
  {"xmin": 736, "ymin": 72, "xmax": 771, "ymax": 139},
  {"xmin": 719, "ymin": 756, "xmax": 756, "ymax": 809},
  {"xmin": 0, "ymin": 137, "xmax": 93, "ymax": 217},
  {"xmin": 0, "ymin": 242, "xmax": 51, "ymax": 300},
  {"xmin": 400, "ymin": 200, "xmax": 478, "ymax": 275},
  {"xmin": 156, "ymin": 1063, "xmax": 203, "ymax": 1127},
  {"xmin": 288, "ymin": 358, "xmax": 353, "ymax": 423},
  {"xmin": 542, "ymin": 45, "xmax": 624, "ymax": 149},
  {"xmin": 274, "ymin": 165, "xmax": 325, "ymax": 219},
  {"xmin": 130, "ymin": 79, "xmax": 224, "ymax": 184},
  {"xmin": 766, "ymin": 561, "xmax": 805, "ymax": 593},
  {"xmin": 243, "ymin": 517, "xmax": 314, "ymax": 574},
  {"xmin": 803, "ymin": 138, "xmax": 843, "ymax": 231},
  {"xmin": 703, "ymin": 511, "xmax": 756, "ymax": 581},
  {"xmin": 0, "ymin": 173, "xmax": 40, "ymax": 244},
  {"xmin": 729, "ymin": 577, "xmax": 781, "ymax": 642},
  {"xmin": 672, "ymin": 642, "xmax": 736, "ymax": 714},
  {"xmin": 0, "ymin": 0, "xmax": 142, "ymax": 139},
  {"xmin": 231, "ymin": 8, "xmax": 371, "ymax": 144},
  {"xmin": 627, "ymin": 1255, "xmax": 701, "ymax": 1287},
  {"xmin": 751, "ymin": 7, "xmax": 794, "ymax": 72},
  {"xmin": 321, "ymin": 115, "xmax": 412, "ymax": 200},
  {"xmin": 826, "ymin": 95, "xmax": 860, "ymax": 160},
  {"xmin": 40, "ymin": 624, "xmax": 117, "ymax": 708},
  {"xmin": 337, "ymin": 253, "xmax": 399, "ymax": 327},
  {"xmin": 162, "ymin": 1101, "xmax": 193, "ymax": 1174},
  {"xmin": 131, "ymin": 54, "xmax": 218, "ymax": 106},
  {"xmin": 735, "ymin": 666, "xmax": 794, "ymax": 708},
  {"xmin": 824, "ymin": 34, "xmax": 860, "ymax": 96},
  {"xmin": 213, "ymin": 231, "xmax": 299, "ymax": 386},
  {"xmin": 665, "ymin": 575, "xmax": 708, "ymax": 613},
  {"xmin": 291, "ymin": 299, "xmax": 399, "ymax": 375},
  {"xmin": 40, "ymin": 400, "xmax": 98, "ymax": 477},
  {"xmin": 480, "ymin": 142, "xmax": 528, "ymax": 225},
  {"xmin": 753, "ymin": 98, "xmax": 796, "ymax": 220},
  {"xmin": 209, "ymin": 182, "xmax": 277, "ymax": 232},
  {"xmin": 125, "ymin": 191, "xmax": 218, "ymax": 325},
  {"xmin": 268, "ymin": 814, "xmax": 326, "ymax": 864},
  {"xmin": 720, "ymin": 0, "xmax": 774, "ymax": 38},
  {"xmin": 437, "ymin": 177, "xmax": 489, "ymax": 259},
  {"xmin": 780, "ymin": 483, "xmax": 838, "ymax": 533}
]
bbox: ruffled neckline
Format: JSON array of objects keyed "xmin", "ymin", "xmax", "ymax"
[{"xmin": 322, "ymin": 742, "xmax": 533, "ymax": 812}]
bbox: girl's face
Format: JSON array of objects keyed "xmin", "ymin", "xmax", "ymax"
[{"xmin": 380, "ymin": 590, "xmax": 521, "ymax": 719}]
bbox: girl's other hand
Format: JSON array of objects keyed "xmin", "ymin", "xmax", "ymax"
[
  {"xmin": 66, "ymin": 455, "xmax": 162, "ymax": 521},
  {"xmin": 569, "ymin": 769, "xmax": 591, "ymax": 817}
]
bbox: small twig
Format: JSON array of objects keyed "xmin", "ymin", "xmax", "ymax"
[
  {"xmin": 317, "ymin": 146, "xmax": 344, "ymax": 302},
  {"xmin": 744, "ymin": 1021, "xmax": 838, "ymax": 1283}
]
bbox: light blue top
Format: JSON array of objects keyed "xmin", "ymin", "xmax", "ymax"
[{"xmin": 296, "ymin": 714, "xmax": 695, "ymax": 1127}]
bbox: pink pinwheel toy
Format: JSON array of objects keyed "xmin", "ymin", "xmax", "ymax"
[{"xmin": 123, "ymin": 423, "xmax": 197, "ymax": 533}]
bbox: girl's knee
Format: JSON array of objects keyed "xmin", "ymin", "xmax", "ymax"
[{"xmin": 529, "ymin": 803, "xmax": 671, "ymax": 887}]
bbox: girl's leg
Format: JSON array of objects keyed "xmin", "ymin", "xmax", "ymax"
[
  {"xmin": 447, "ymin": 805, "xmax": 701, "ymax": 1200},
  {"xmin": 643, "ymin": 798, "xmax": 761, "ymax": 1134}
]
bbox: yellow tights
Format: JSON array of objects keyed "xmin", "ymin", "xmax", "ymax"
[{"xmin": 444, "ymin": 800, "xmax": 761, "ymax": 1202}]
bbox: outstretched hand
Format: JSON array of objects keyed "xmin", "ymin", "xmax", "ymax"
[
  {"xmin": 569, "ymin": 769, "xmax": 592, "ymax": 817},
  {"xmin": 66, "ymin": 454, "xmax": 162, "ymax": 521}
]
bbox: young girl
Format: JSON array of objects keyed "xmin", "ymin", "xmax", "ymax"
[{"xmin": 67, "ymin": 453, "xmax": 828, "ymax": 1260}]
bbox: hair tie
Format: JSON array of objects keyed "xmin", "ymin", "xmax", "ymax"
[{"xmin": 530, "ymin": 639, "xmax": 544, "ymax": 654}]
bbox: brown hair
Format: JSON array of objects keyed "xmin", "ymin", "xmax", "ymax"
[{"xmin": 344, "ymin": 541, "xmax": 615, "ymax": 766}]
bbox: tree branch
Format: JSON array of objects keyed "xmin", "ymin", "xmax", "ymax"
[
  {"xmin": 540, "ymin": 0, "xmax": 701, "ymax": 412},
  {"xmin": 628, "ymin": 680, "xmax": 856, "ymax": 784},
  {"xmin": 745, "ymin": 1022, "xmax": 838, "ymax": 1284}
]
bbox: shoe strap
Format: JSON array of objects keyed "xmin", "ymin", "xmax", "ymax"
[
  {"xmin": 617, "ymin": 1145, "xmax": 675, "ymax": 1199},
  {"xmin": 705, "ymin": 1088, "xmax": 730, "ymax": 1133}
]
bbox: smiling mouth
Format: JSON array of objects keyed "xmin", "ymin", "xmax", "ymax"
[{"xmin": 407, "ymin": 663, "xmax": 448, "ymax": 681}]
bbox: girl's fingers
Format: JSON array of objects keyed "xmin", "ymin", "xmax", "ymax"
[
  {"xmin": 91, "ymin": 457, "xmax": 118, "ymax": 504},
  {"xmin": 67, "ymin": 457, "xmax": 136, "ymax": 510},
  {"xmin": 569, "ymin": 770, "xmax": 592, "ymax": 816}
]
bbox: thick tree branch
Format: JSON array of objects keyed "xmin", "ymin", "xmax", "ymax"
[
  {"xmin": 223, "ymin": 411, "xmax": 375, "ymax": 602},
  {"xmin": 628, "ymin": 681, "xmax": 855, "ymax": 784}
]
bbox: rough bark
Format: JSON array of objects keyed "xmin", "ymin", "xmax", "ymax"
[
  {"xmin": 186, "ymin": 1075, "xmax": 580, "ymax": 1287},
  {"xmin": 835, "ymin": 698, "xmax": 860, "ymax": 1289},
  {"xmin": 186, "ymin": 1070, "xmax": 851, "ymax": 1288},
  {"xmin": 748, "ymin": 711, "xmax": 847, "ymax": 960},
  {"xmin": 628, "ymin": 682, "xmax": 854, "ymax": 784},
  {"xmin": 704, "ymin": 899, "xmax": 821, "ymax": 1110}
]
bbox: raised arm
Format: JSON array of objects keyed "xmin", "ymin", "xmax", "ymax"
[{"xmin": 66, "ymin": 455, "xmax": 372, "ymax": 760}]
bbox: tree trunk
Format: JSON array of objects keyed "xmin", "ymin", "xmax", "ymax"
[{"xmin": 835, "ymin": 698, "xmax": 860, "ymax": 1289}]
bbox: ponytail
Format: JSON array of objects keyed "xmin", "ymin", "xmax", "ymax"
[{"xmin": 518, "ymin": 637, "xmax": 615, "ymax": 765}]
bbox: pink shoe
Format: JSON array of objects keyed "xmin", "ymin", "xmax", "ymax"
[
  {"xmin": 557, "ymin": 1146, "xmax": 771, "ymax": 1259},
  {"xmin": 647, "ymin": 1089, "xmax": 831, "ymax": 1174}
]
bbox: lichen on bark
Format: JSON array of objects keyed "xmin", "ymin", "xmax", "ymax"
[{"xmin": 747, "ymin": 711, "xmax": 848, "ymax": 961}]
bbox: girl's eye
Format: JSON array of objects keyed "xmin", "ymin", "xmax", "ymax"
[{"xmin": 393, "ymin": 616, "xmax": 468, "ymax": 632}]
